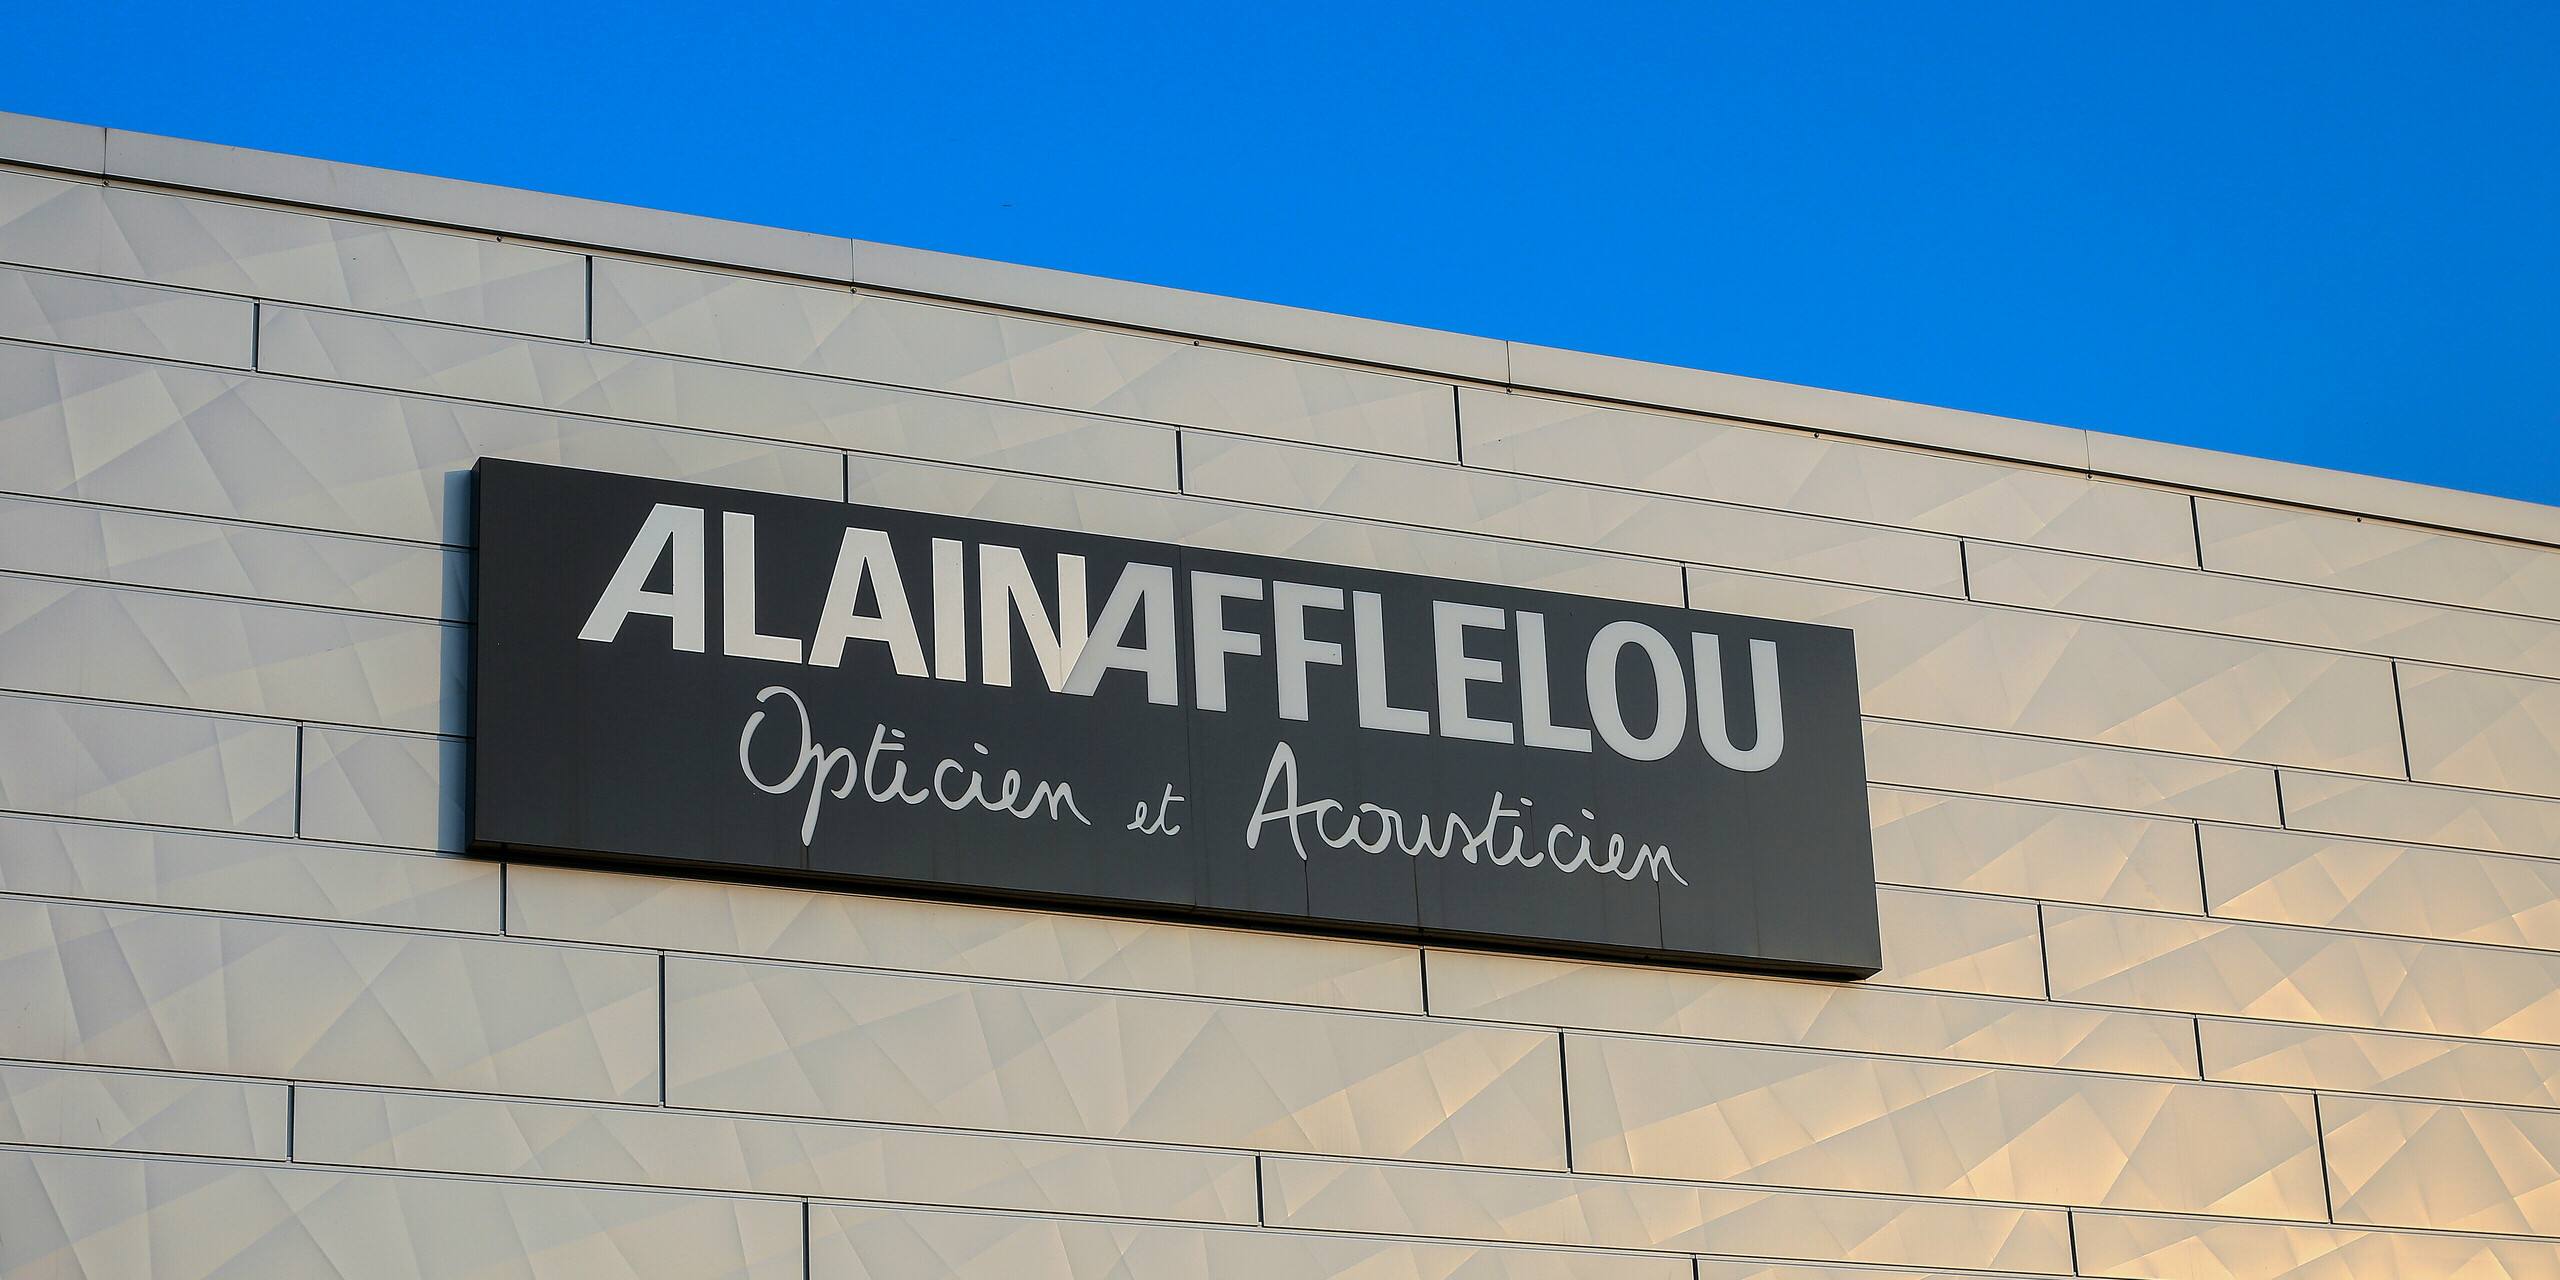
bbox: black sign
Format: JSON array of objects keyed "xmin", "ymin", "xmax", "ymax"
[{"xmin": 472, "ymin": 460, "xmax": 1880, "ymax": 977}]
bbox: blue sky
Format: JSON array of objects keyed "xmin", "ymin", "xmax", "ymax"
[{"xmin": 9, "ymin": 1, "xmax": 2554, "ymax": 504}]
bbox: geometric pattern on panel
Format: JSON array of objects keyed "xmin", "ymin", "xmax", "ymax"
[
  {"xmin": 808, "ymin": 1203, "xmax": 1690, "ymax": 1280},
  {"xmin": 292, "ymin": 1085, "xmax": 1262, "ymax": 1223},
  {"xmin": 1423, "ymin": 948, "xmax": 2200, "ymax": 1077},
  {"xmin": 2071, "ymin": 1209, "xmax": 2560, "ymax": 1280},
  {"xmin": 0, "ymin": 692, "xmax": 296, "ymax": 834},
  {"xmin": 0, "ymin": 1148, "xmax": 803, "ymax": 1280},
  {"xmin": 2197, "ymin": 496, "xmax": 2560, "ymax": 622},
  {"xmin": 2199, "ymin": 1019, "xmax": 2560, "ymax": 1110},
  {"xmin": 2399, "ymin": 663, "xmax": 2560, "ymax": 798},
  {"xmin": 1182, "ymin": 432, "xmax": 1966, "ymax": 597},
  {"xmin": 2324, "ymin": 1095, "xmax": 2560, "ymax": 1237},
  {"xmin": 0, "ymin": 812, "xmax": 496, "ymax": 930},
  {"xmin": 843, "ymin": 452, "xmax": 1687, "ymax": 605},
  {"xmin": 1857, "ymin": 719, "xmax": 2278, "ymax": 825},
  {"xmin": 502, "ymin": 863, "xmax": 1425, "ymax": 1012},
  {"xmin": 1455, "ymin": 385, "xmax": 2195, "ymax": 563},
  {"xmin": 1866, "ymin": 786, "xmax": 2207, "ymax": 912},
  {"xmin": 254, "ymin": 305, "xmax": 1183, "ymax": 495},
  {"xmin": 0, "ymin": 898, "xmax": 658, "ymax": 1100},
  {"xmin": 0, "ymin": 169, "xmax": 587, "ymax": 339},
  {"xmin": 1260, "ymin": 1154, "xmax": 2075, "ymax": 1274},
  {"xmin": 665, "ymin": 957, "xmax": 1565, "ymax": 1168},
  {"xmin": 0, "ymin": 263, "xmax": 252, "ymax": 367},
  {"xmin": 0, "ymin": 492, "xmax": 463, "ymax": 621},
  {"xmin": 591, "ymin": 256, "xmax": 1458, "ymax": 460},
  {"xmin": 2203, "ymin": 824, "xmax": 2560, "ymax": 950},
  {"xmin": 1565, "ymin": 1035, "xmax": 2328, "ymax": 1219},
  {"xmin": 2045, "ymin": 905, "xmax": 2560, "ymax": 1043},
  {"xmin": 0, "ymin": 343, "xmax": 841, "ymax": 546},
  {"xmin": 299, "ymin": 727, "xmax": 463, "ymax": 852},
  {"xmin": 0, "ymin": 574, "xmax": 450, "ymax": 733},
  {"xmin": 0, "ymin": 1062, "xmax": 287, "ymax": 1160}
]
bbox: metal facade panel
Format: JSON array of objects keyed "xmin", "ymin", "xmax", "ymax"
[
  {"xmin": 1689, "ymin": 566, "xmax": 2405, "ymax": 775},
  {"xmin": 1458, "ymin": 386, "xmax": 2194, "ymax": 564},
  {"xmin": 294, "ymin": 1085, "xmax": 1261, "ymax": 1223},
  {"xmin": 2071, "ymin": 1210, "xmax": 2560, "ymax": 1280},
  {"xmin": 1971, "ymin": 540, "xmax": 2560, "ymax": 680},
  {"xmin": 2278, "ymin": 768, "xmax": 2560, "ymax": 859},
  {"xmin": 1564, "ymin": 1034, "xmax": 2328, "ymax": 1218},
  {"xmin": 2400, "ymin": 662, "xmax": 2560, "ymax": 797},
  {"xmin": 297, "ymin": 726, "xmax": 464, "ymax": 851},
  {"xmin": 2201, "ymin": 1018, "xmax": 2560, "ymax": 1109},
  {"xmin": 2203, "ymin": 822, "xmax": 2560, "ymax": 949},
  {"xmin": 0, "ymin": 262, "xmax": 253, "ymax": 367},
  {"xmin": 2046, "ymin": 903, "xmax": 2560, "ymax": 1042},
  {"xmin": 664, "ymin": 955, "xmax": 1567, "ymax": 1167},
  {"xmin": 1868, "ymin": 786, "xmax": 2204, "ymax": 911},
  {"xmin": 258, "ymin": 304, "xmax": 1184, "ymax": 492},
  {"xmin": 2199, "ymin": 496, "xmax": 2560, "ymax": 621},
  {"xmin": 845, "ymin": 451, "xmax": 1687, "ymax": 605},
  {"xmin": 0, "ymin": 573, "xmax": 453, "ymax": 732},
  {"xmin": 0, "ymin": 1061, "xmax": 287, "ymax": 1159},
  {"xmin": 0, "ymin": 811, "xmax": 497, "ymax": 929},
  {"xmin": 807, "ymin": 1203, "xmax": 1692, "ymax": 1280},
  {"xmin": 1870, "ymin": 888, "xmax": 2045, "ymax": 998},
  {"xmin": 0, "ymin": 168, "xmax": 589, "ymax": 339},
  {"xmin": 0, "ymin": 1147, "xmax": 805, "ymax": 1280},
  {"xmin": 1259, "ymin": 1153, "xmax": 2074, "ymax": 1272},
  {"xmin": 505, "ymin": 863, "xmax": 1424, "ymax": 1012},
  {"xmin": 1185, "ymin": 432, "xmax": 1968, "ymax": 595},
  {"xmin": 1425, "ymin": 947, "xmax": 2199, "ymax": 1076},
  {"xmin": 0, "ymin": 343, "xmax": 843, "ymax": 546},
  {"xmin": 0, "ymin": 690, "xmax": 297, "ymax": 834},
  {"xmin": 1860, "ymin": 720, "xmax": 2279, "ymax": 824},
  {"xmin": 0, "ymin": 493, "xmax": 464, "ymax": 620},
  {"xmin": 593, "ymin": 256, "xmax": 1463, "ymax": 461},
  {"xmin": 2324, "ymin": 1093, "xmax": 2560, "ymax": 1236},
  {"xmin": 0, "ymin": 897, "xmax": 659, "ymax": 1100}
]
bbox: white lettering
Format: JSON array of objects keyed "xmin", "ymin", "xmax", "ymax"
[
  {"xmin": 579, "ymin": 503, "xmax": 705, "ymax": 651},
  {"xmin": 1516, "ymin": 611, "xmax": 1592, "ymax": 752},
  {"xmin": 1066, "ymin": 562, "xmax": 1179, "ymax": 702},
  {"xmin": 980, "ymin": 545, "xmax": 1087, "ymax": 691},
  {"xmin": 807, "ymin": 527, "xmax": 928, "ymax": 674},
  {"xmin": 1587, "ymin": 620, "xmax": 1687, "ymax": 761},
  {"xmin": 1694, "ymin": 634, "xmax": 1785, "ymax": 771},
  {"xmin": 1272, "ymin": 581, "xmax": 1344, "ymax": 721},
  {"xmin": 1433, "ymin": 601, "xmax": 1512, "ymax": 743},
  {"xmin": 1352, "ymin": 591, "xmax": 1430, "ymax": 734},
  {"xmin": 1189, "ymin": 572, "xmax": 1264, "ymax": 711}
]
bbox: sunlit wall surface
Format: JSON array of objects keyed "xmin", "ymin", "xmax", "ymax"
[{"xmin": 4, "ymin": 111, "xmax": 2560, "ymax": 1280}]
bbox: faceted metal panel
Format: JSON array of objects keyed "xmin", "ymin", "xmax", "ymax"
[
  {"xmin": 592, "ymin": 256, "xmax": 1462, "ymax": 461},
  {"xmin": 0, "ymin": 262, "xmax": 253, "ymax": 367},
  {"xmin": 2045, "ymin": 902, "xmax": 2560, "ymax": 1042},
  {"xmin": 0, "ymin": 573, "xmax": 453, "ymax": 733},
  {"xmin": 505, "ymin": 863, "xmax": 1422, "ymax": 1012},
  {"xmin": 1862, "ymin": 720, "xmax": 2279, "ymax": 825},
  {"xmin": 664, "ymin": 955, "xmax": 1565, "ymax": 1167},
  {"xmin": 1970, "ymin": 540, "xmax": 2560, "ymax": 680},
  {"xmin": 258, "ymin": 304, "xmax": 1183, "ymax": 492},
  {"xmin": 1426, "ymin": 947, "xmax": 2198, "ymax": 1077},
  {"xmin": 807, "ymin": 1202, "xmax": 1690, "ymax": 1280},
  {"xmin": 0, "ymin": 493, "xmax": 464, "ymax": 620},
  {"xmin": 294, "ymin": 1084, "xmax": 1260, "ymax": 1223},
  {"xmin": 1184, "ymin": 432, "xmax": 1966, "ymax": 597},
  {"xmin": 1869, "ymin": 785, "xmax": 2204, "ymax": 911},
  {"xmin": 2204, "ymin": 823, "xmax": 2560, "ymax": 949},
  {"xmin": 1260, "ymin": 1153, "xmax": 2075, "ymax": 1272},
  {"xmin": 1565, "ymin": 1033, "xmax": 2328, "ymax": 1218},
  {"xmin": 0, "ymin": 1147, "xmax": 804, "ymax": 1280},
  {"xmin": 2401, "ymin": 663, "xmax": 2560, "ymax": 797},
  {"xmin": 0, "ymin": 167, "xmax": 589, "ymax": 339},
  {"xmin": 1691, "ymin": 1266, "xmax": 2064, "ymax": 1280},
  {"xmin": 0, "ymin": 691, "xmax": 296, "ymax": 834},
  {"xmin": 846, "ymin": 452, "xmax": 1686, "ymax": 605},
  {"xmin": 0, "ymin": 810, "xmax": 497, "ymax": 929},
  {"xmin": 0, "ymin": 897, "xmax": 658, "ymax": 1100},
  {"xmin": 2199, "ymin": 496, "xmax": 2560, "ymax": 621},
  {"xmin": 299, "ymin": 726, "xmax": 465, "ymax": 852},
  {"xmin": 2278, "ymin": 769, "xmax": 2560, "ymax": 860},
  {"xmin": 2325, "ymin": 1093, "xmax": 2560, "ymax": 1236},
  {"xmin": 0, "ymin": 1061, "xmax": 287, "ymax": 1158},
  {"xmin": 1458, "ymin": 387, "xmax": 2194, "ymax": 564},
  {"xmin": 2202, "ymin": 1018, "xmax": 2560, "ymax": 1109},
  {"xmin": 1871, "ymin": 888, "xmax": 2045, "ymax": 998},
  {"xmin": 1689, "ymin": 566, "xmax": 2404, "ymax": 775},
  {"xmin": 2072, "ymin": 1209, "xmax": 2560, "ymax": 1280},
  {"xmin": 0, "ymin": 342, "xmax": 842, "ymax": 547}
]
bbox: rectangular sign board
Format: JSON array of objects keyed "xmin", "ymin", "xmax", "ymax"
[{"xmin": 472, "ymin": 460, "xmax": 1881, "ymax": 977}]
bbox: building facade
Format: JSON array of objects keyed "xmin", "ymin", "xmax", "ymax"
[{"xmin": 4, "ymin": 110, "xmax": 2560, "ymax": 1279}]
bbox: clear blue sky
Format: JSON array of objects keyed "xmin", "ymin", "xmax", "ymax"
[{"xmin": 9, "ymin": 1, "xmax": 2554, "ymax": 505}]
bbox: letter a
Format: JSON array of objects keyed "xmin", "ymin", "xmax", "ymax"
[{"xmin": 579, "ymin": 503, "xmax": 705, "ymax": 651}]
